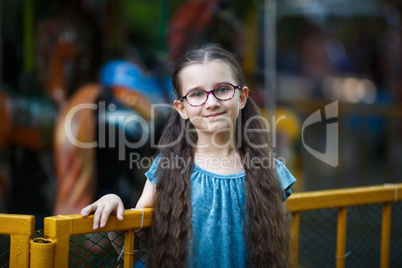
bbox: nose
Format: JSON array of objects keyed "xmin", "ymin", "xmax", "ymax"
[{"xmin": 204, "ymin": 93, "xmax": 220, "ymax": 109}]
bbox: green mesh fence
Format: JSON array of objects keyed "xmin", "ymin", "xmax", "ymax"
[
  {"xmin": 297, "ymin": 202, "xmax": 402, "ymax": 268},
  {"xmin": 69, "ymin": 228, "xmax": 149, "ymax": 268},
  {"xmin": 346, "ymin": 204, "xmax": 382, "ymax": 267},
  {"xmin": 298, "ymin": 208, "xmax": 338, "ymax": 267},
  {"xmin": 390, "ymin": 202, "xmax": 402, "ymax": 268},
  {"xmin": 0, "ymin": 234, "xmax": 10, "ymax": 268}
]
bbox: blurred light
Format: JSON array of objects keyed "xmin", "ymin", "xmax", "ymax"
[
  {"xmin": 342, "ymin": 77, "xmax": 360, "ymax": 103},
  {"xmin": 361, "ymin": 79, "xmax": 377, "ymax": 104},
  {"xmin": 322, "ymin": 76, "xmax": 377, "ymax": 103}
]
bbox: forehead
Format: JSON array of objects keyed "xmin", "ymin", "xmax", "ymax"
[{"xmin": 179, "ymin": 61, "xmax": 236, "ymax": 93}]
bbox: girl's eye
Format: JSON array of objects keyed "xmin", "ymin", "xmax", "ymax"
[
  {"xmin": 216, "ymin": 86, "xmax": 229, "ymax": 93},
  {"xmin": 189, "ymin": 90, "xmax": 205, "ymax": 98}
]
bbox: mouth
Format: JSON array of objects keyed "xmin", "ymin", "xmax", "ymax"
[{"xmin": 204, "ymin": 112, "xmax": 225, "ymax": 118}]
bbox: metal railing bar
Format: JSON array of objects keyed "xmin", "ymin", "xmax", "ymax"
[
  {"xmin": 380, "ymin": 202, "xmax": 392, "ymax": 268},
  {"xmin": 287, "ymin": 184, "xmax": 402, "ymax": 212},
  {"xmin": 290, "ymin": 212, "xmax": 300, "ymax": 268},
  {"xmin": 336, "ymin": 207, "xmax": 347, "ymax": 268}
]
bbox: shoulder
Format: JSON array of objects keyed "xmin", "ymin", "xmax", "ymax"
[
  {"xmin": 274, "ymin": 159, "xmax": 296, "ymax": 200},
  {"xmin": 144, "ymin": 154, "xmax": 161, "ymax": 184}
]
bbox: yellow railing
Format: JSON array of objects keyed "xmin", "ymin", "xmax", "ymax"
[
  {"xmin": 43, "ymin": 208, "xmax": 153, "ymax": 268},
  {"xmin": 287, "ymin": 183, "xmax": 402, "ymax": 268},
  {"xmin": 0, "ymin": 214, "xmax": 35, "ymax": 267},
  {"xmin": 1, "ymin": 184, "xmax": 401, "ymax": 267}
]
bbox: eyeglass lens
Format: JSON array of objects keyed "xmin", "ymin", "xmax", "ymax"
[{"xmin": 186, "ymin": 84, "xmax": 235, "ymax": 106}]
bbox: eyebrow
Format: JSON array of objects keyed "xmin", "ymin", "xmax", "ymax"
[{"xmin": 186, "ymin": 82, "xmax": 232, "ymax": 92}]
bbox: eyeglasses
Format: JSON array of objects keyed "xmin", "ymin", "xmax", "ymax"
[{"xmin": 179, "ymin": 83, "xmax": 242, "ymax": 107}]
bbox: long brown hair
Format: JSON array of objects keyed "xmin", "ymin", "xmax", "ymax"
[{"xmin": 148, "ymin": 44, "xmax": 290, "ymax": 267}]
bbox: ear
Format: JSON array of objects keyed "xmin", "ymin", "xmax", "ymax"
[
  {"xmin": 174, "ymin": 99, "xmax": 189, "ymax": 119},
  {"xmin": 239, "ymin": 86, "xmax": 249, "ymax": 110}
]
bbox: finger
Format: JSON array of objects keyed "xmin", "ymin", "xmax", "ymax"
[
  {"xmin": 99, "ymin": 205, "xmax": 114, "ymax": 228},
  {"xmin": 81, "ymin": 204, "xmax": 96, "ymax": 217},
  {"xmin": 116, "ymin": 203, "xmax": 125, "ymax": 221},
  {"xmin": 93, "ymin": 205, "xmax": 104, "ymax": 230}
]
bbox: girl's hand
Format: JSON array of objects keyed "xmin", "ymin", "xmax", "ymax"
[{"xmin": 80, "ymin": 194, "xmax": 125, "ymax": 230}]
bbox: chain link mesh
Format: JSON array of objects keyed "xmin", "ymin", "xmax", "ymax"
[
  {"xmin": 133, "ymin": 228, "xmax": 149, "ymax": 267},
  {"xmin": 390, "ymin": 201, "xmax": 402, "ymax": 268},
  {"xmin": 68, "ymin": 228, "xmax": 149, "ymax": 267},
  {"xmin": 346, "ymin": 204, "xmax": 382, "ymax": 267},
  {"xmin": 298, "ymin": 208, "xmax": 338, "ymax": 267},
  {"xmin": 297, "ymin": 202, "xmax": 402, "ymax": 268},
  {"xmin": 0, "ymin": 235, "xmax": 10, "ymax": 268}
]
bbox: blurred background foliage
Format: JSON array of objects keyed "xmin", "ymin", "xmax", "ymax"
[{"xmin": 0, "ymin": 0, "xmax": 401, "ymax": 220}]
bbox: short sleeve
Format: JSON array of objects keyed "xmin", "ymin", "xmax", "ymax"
[
  {"xmin": 274, "ymin": 159, "xmax": 296, "ymax": 201},
  {"xmin": 144, "ymin": 155, "xmax": 161, "ymax": 184}
]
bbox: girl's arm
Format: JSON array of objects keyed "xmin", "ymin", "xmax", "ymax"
[{"xmin": 134, "ymin": 179, "xmax": 156, "ymax": 209}]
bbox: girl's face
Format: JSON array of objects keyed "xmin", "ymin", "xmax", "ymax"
[{"xmin": 174, "ymin": 61, "xmax": 248, "ymax": 135}]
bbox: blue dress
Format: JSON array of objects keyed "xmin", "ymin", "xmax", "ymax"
[{"xmin": 145, "ymin": 157, "xmax": 296, "ymax": 268}]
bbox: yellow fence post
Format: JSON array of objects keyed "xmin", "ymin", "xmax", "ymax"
[
  {"xmin": 380, "ymin": 202, "xmax": 391, "ymax": 268},
  {"xmin": 44, "ymin": 217, "xmax": 71, "ymax": 268},
  {"xmin": 0, "ymin": 214, "xmax": 35, "ymax": 268},
  {"xmin": 336, "ymin": 207, "xmax": 347, "ymax": 268},
  {"xmin": 30, "ymin": 237, "xmax": 56, "ymax": 268},
  {"xmin": 123, "ymin": 230, "xmax": 135, "ymax": 268},
  {"xmin": 290, "ymin": 212, "xmax": 300, "ymax": 268}
]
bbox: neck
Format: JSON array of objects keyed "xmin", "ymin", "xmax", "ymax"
[
  {"xmin": 194, "ymin": 131, "xmax": 245, "ymax": 174},
  {"xmin": 195, "ymin": 130, "xmax": 237, "ymax": 157}
]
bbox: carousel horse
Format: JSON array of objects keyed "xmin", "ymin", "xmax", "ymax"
[
  {"xmin": 53, "ymin": 60, "xmax": 168, "ymax": 216},
  {"xmin": 0, "ymin": 16, "xmax": 78, "ymax": 216},
  {"xmin": 51, "ymin": 59, "xmax": 169, "ymax": 260}
]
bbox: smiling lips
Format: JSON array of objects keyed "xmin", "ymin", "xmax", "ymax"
[{"xmin": 204, "ymin": 112, "xmax": 225, "ymax": 118}]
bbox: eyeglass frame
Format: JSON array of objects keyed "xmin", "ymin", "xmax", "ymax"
[{"xmin": 178, "ymin": 82, "xmax": 243, "ymax": 107}]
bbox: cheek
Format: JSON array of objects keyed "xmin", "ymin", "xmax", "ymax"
[
  {"xmin": 184, "ymin": 106, "xmax": 202, "ymax": 120},
  {"xmin": 232, "ymin": 102, "xmax": 243, "ymax": 120},
  {"xmin": 227, "ymin": 99, "xmax": 241, "ymax": 114}
]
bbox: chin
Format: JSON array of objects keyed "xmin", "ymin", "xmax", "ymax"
[{"xmin": 208, "ymin": 122, "xmax": 233, "ymax": 133}]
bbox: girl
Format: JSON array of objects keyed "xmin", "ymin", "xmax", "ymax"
[{"xmin": 81, "ymin": 44, "xmax": 296, "ymax": 267}]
